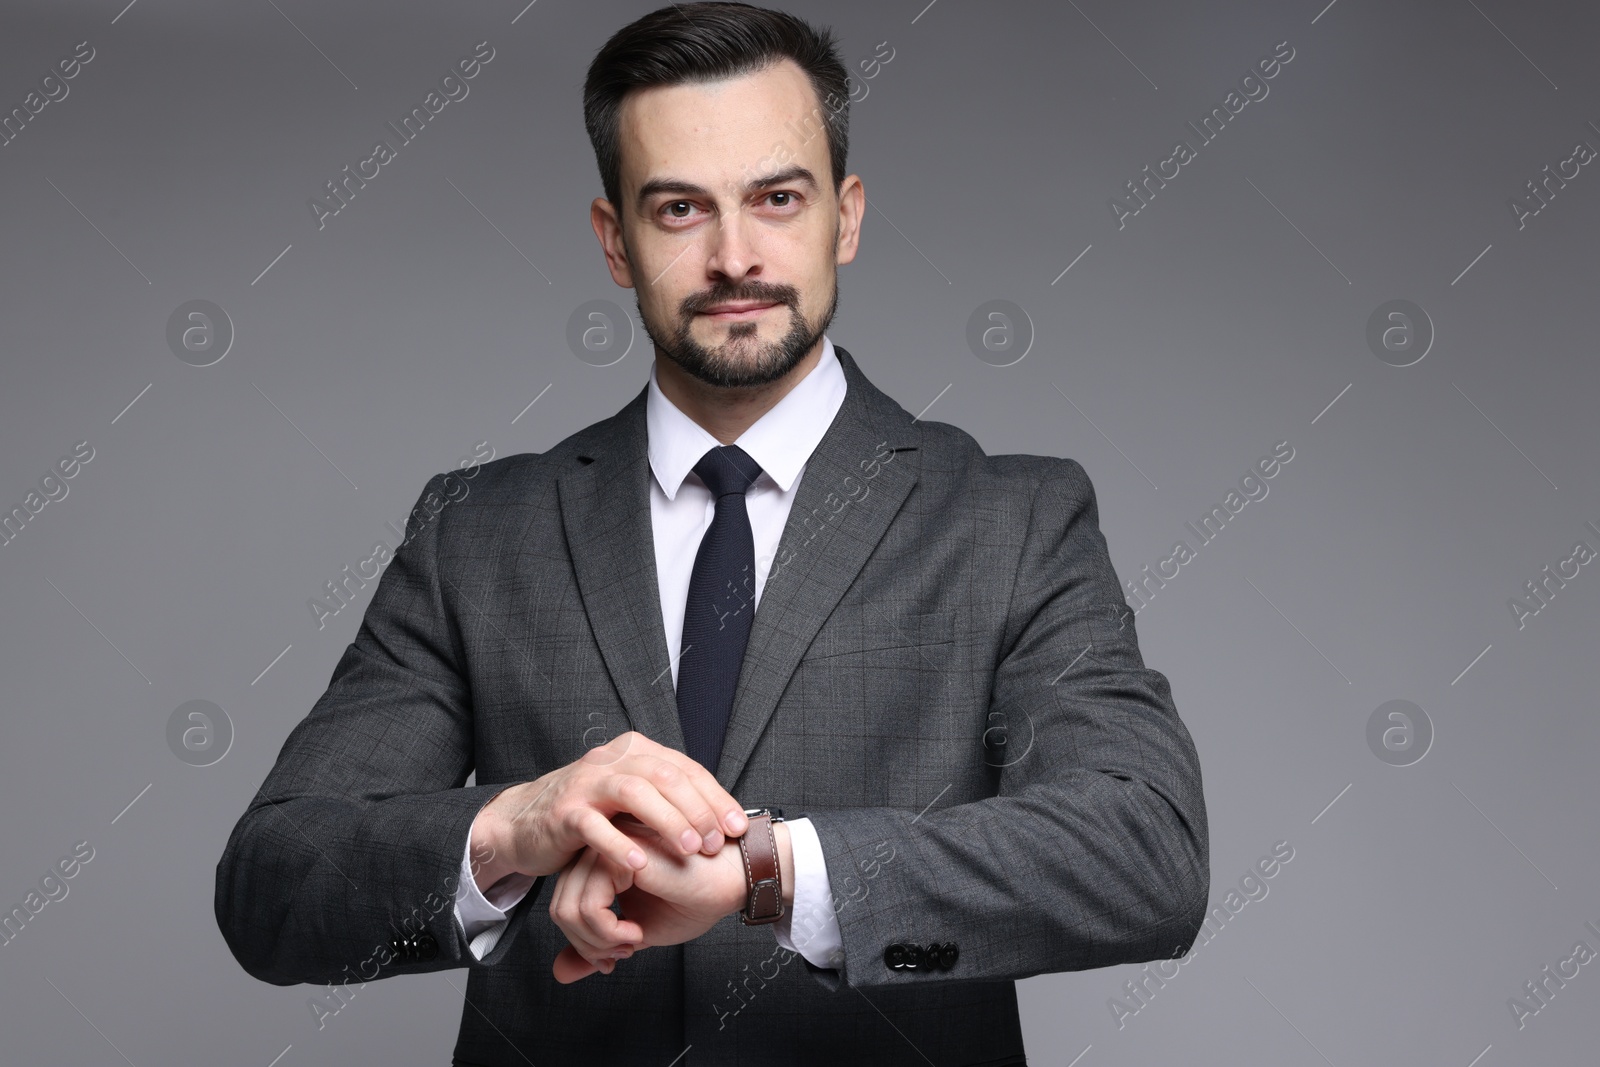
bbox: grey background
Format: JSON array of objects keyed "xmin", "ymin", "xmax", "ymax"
[{"xmin": 1, "ymin": 0, "xmax": 1595, "ymax": 1063}]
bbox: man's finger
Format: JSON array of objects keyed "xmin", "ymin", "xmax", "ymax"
[
  {"xmin": 551, "ymin": 850, "xmax": 624, "ymax": 965},
  {"xmin": 579, "ymin": 856, "xmax": 643, "ymax": 947},
  {"xmin": 596, "ymin": 773, "xmax": 705, "ymax": 855},
  {"xmin": 637, "ymin": 747, "xmax": 748, "ymax": 843},
  {"xmin": 552, "ymin": 944, "xmax": 604, "ymax": 984},
  {"xmin": 591, "ymin": 732, "xmax": 747, "ymax": 842},
  {"xmin": 548, "ymin": 849, "xmax": 592, "ymax": 950},
  {"xmin": 617, "ymin": 754, "xmax": 731, "ymax": 855},
  {"xmin": 570, "ymin": 805, "xmax": 650, "ymax": 872},
  {"xmin": 607, "ymin": 849, "xmax": 637, "ymax": 895}
]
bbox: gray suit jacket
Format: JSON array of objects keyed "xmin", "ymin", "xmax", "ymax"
[{"xmin": 215, "ymin": 345, "xmax": 1208, "ymax": 1066}]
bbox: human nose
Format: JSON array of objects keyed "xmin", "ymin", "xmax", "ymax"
[{"xmin": 703, "ymin": 205, "xmax": 761, "ymax": 280}]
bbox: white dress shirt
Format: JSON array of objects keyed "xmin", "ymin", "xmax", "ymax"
[{"xmin": 452, "ymin": 336, "xmax": 848, "ymax": 969}]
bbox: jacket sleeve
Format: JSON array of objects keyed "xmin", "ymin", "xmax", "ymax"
[
  {"xmin": 802, "ymin": 458, "xmax": 1209, "ymax": 992},
  {"xmin": 213, "ymin": 470, "xmax": 547, "ymax": 987}
]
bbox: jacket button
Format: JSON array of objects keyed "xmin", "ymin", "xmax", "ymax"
[
  {"xmin": 902, "ymin": 943, "xmax": 924, "ymax": 970},
  {"xmin": 938, "ymin": 942, "xmax": 959, "ymax": 970},
  {"xmin": 883, "ymin": 942, "xmax": 906, "ymax": 970},
  {"xmin": 416, "ymin": 931, "xmax": 439, "ymax": 961}
]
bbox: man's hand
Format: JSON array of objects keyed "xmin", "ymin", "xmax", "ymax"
[
  {"xmin": 549, "ymin": 816, "xmax": 750, "ymax": 984},
  {"xmin": 466, "ymin": 732, "xmax": 750, "ymax": 894}
]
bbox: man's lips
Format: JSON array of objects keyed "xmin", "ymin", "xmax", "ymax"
[{"xmin": 699, "ymin": 301, "xmax": 780, "ymax": 319}]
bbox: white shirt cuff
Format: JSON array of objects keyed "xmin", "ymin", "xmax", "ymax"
[
  {"xmin": 453, "ymin": 831, "xmax": 538, "ymax": 960},
  {"xmin": 772, "ymin": 817, "xmax": 844, "ymax": 969}
]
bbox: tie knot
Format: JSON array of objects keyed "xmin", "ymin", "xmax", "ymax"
[{"xmin": 693, "ymin": 444, "xmax": 763, "ymax": 499}]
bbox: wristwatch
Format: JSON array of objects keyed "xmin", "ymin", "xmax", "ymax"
[{"xmin": 737, "ymin": 806, "xmax": 785, "ymax": 926}]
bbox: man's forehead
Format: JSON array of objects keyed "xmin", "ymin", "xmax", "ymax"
[{"xmin": 618, "ymin": 60, "xmax": 826, "ymax": 192}]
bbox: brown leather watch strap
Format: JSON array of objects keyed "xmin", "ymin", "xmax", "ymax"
[{"xmin": 738, "ymin": 809, "xmax": 784, "ymax": 925}]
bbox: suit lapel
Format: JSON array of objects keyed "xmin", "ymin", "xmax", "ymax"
[
  {"xmin": 713, "ymin": 346, "xmax": 921, "ymax": 791},
  {"xmin": 557, "ymin": 347, "xmax": 922, "ymax": 782},
  {"xmin": 558, "ymin": 389, "xmax": 687, "ymax": 752}
]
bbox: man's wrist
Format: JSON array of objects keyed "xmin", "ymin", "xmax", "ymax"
[{"xmin": 470, "ymin": 785, "xmax": 530, "ymax": 893}]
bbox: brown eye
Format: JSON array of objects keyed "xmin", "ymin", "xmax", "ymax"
[
  {"xmin": 770, "ymin": 192, "xmax": 791, "ymax": 206},
  {"xmin": 666, "ymin": 201, "xmax": 692, "ymax": 218}
]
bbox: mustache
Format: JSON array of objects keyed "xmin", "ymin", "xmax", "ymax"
[{"xmin": 681, "ymin": 284, "xmax": 798, "ymax": 315}]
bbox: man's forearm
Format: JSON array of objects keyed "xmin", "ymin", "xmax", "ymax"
[{"xmin": 215, "ymin": 783, "xmax": 512, "ymax": 985}]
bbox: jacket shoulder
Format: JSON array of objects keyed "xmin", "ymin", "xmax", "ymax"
[
  {"xmin": 913, "ymin": 418, "xmax": 1094, "ymax": 499},
  {"xmin": 426, "ymin": 405, "xmax": 633, "ymax": 503}
]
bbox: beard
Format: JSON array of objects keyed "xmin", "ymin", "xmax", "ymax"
[{"xmin": 640, "ymin": 272, "xmax": 840, "ymax": 389}]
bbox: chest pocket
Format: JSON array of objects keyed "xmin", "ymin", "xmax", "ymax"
[{"xmin": 803, "ymin": 608, "xmax": 955, "ymax": 661}]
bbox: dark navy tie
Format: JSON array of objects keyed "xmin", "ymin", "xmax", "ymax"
[{"xmin": 676, "ymin": 444, "xmax": 764, "ymax": 773}]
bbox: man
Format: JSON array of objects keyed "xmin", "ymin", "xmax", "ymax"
[{"xmin": 214, "ymin": 4, "xmax": 1209, "ymax": 1064}]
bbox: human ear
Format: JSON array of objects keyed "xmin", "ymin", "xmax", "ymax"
[{"xmin": 591, "ymin": 198, "xmax": 636, "ymax": 287}]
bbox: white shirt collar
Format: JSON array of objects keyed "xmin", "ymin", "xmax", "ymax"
[{"xmin": 647, "ymin": 334, "xmax": 847, "ymax": 500}]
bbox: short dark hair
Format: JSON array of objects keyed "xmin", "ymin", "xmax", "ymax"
[{"xmin": 583, "ymin": 2, "xmax": 851, "ymax": 211}]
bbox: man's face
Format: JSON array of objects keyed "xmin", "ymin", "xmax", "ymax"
[{"xmin": 594, "ymin": 59, "xmax": 861, "ymax": 389}]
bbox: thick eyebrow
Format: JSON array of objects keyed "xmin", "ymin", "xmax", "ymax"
[{"xmin": 635, "ymin": 165, "xmax": 819, "ymax": 211}]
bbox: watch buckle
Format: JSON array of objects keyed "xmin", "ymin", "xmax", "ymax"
[{"xmin": 742, "ymin": 877, "xmax": 784, "ymax": 924}]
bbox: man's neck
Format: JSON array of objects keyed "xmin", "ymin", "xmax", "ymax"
[{"xmin": 653, "ymin": 341, "xmax": 824, "ymax": 445}]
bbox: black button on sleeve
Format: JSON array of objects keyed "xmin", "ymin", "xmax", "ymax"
[
  {"xmin": 417, "ymin": 931, "xmax": 439, "ymax": 961},
  {"xmin": 883, "ymin": 942, "xmax": 906, "ymax": 970}
]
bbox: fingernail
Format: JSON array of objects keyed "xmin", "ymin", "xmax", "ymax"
[
  {"xmin": 705, "ymin": 830, "xmax": 724, "ymax": 851},
  {"xmin": 727, "ymin": 810, "xmax": 748, "ymax": 834},
  {"xmin": 680, "ymin": 828, "xmax": 702, "ymax": 852},
  {"xmin": 628, "ymin": 848, "xmax": 647, "ymax": 869}
]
